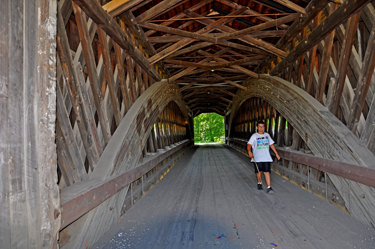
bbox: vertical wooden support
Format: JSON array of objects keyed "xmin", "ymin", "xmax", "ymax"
[
  {"xmin": 306, "ymin": 12, "xmax": 321, "ymax": 94},
  {"xmin": 274, "ymin": 111, "xmax": 280, "ymax": 144},
  {"xmin": 155, "ymin": 118, "xmax": 165, "ymax": 149},
  {"xmin": 125, "ymin": 52, "xmax": 137, "ymax": 102},
  {"xmin": 347, "ymin": 21, "xmax": 375, "ymax": 132},
  {"xmin": 328, "ymin": 12, "xmax": 361, "ymax": 115},
  {"xmin": 97, "ymin": 27, "xmax": 121, "ymax": 126},
  {"xmin": 317, "ymin": 3, "xmax": 337, "ymax": 103},
  {"xmin": 57, "ymin": 10, "xmax": 101, "ymax": 170},
  {"xmin": 296, "ymin": 27, "xmax": 307, "ymax": 88},
  {"xmin": 151, "ymin": 128, "xmax": 159, "ymax": 151},
  {"xmin": 56, "ymin": 85, "xmax": 88, "ymax": 182},
  {"xmin": 113, "ymin": 43, "xmax": 130, "ymax": 113},
  {"xmin": 0, "ymin": 0, "xmax": 60, "ymax": 247},
  {"xmin": 278, "ymin": 117, "xmax": 286, "ymax": 146}
]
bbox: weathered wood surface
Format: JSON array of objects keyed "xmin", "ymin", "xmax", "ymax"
[
  {"xmin": 270, "ymin": 0, "xmax": 372, "ymax": 75},
  {"xmin": 61, "ymin": 139, "xmax": 191, "ymax": 229},
  {"xmin": 60, "ymin": 80, "xmax": 189, "ymax": 248},
  {"xmin": 93, "ymin": 145, "xmax": 374, "ymax": 249},
  {"xmin": 228, "ymin": 75, "xmax": 375, "ymax": 226},
  {"xmin": 0, "ymin": 0, "xmax": 59, "ymax": 248},
  {"xmin": 72, "ymin": 0, "xmax": 161, "ymax": 81}
]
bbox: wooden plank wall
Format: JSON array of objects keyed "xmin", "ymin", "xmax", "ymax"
[
  {"xmin": 56, "ymin": 0, "xmax": 161, "ymax": 188},
  {"xmin": 259, "ymin": 2, "xmax": 375, "ymax": 155},
  {"xmin": 58, "ymin": 80, "xmax": 190, "ymax": 248},
  {"xmin": 56, "ymin": 1, "xmax": 191, "ymax": 247},
  {"xmin": 0, "ymin": 0, "xmax": 60, "ymax": 248}
]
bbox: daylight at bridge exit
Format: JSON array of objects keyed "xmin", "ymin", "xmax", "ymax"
[{"xmin": 2, "ymin": 0, "xmax": 375, "ymax": 248}]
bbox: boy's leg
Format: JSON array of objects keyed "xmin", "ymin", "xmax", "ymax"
[
  {"xmin": 256, "ymin": 172, "xmax": 262, "ymax": 183},
  {"xmin": 264, "ymin": 172, "xmax": 271, "ymax": 187}
]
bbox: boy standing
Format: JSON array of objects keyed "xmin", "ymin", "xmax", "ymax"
[{"xmin": 247, "ymin": 121, "xmax": 280, "ymax": 194}]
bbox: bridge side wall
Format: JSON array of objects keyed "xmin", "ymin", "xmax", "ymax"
[
  {"xmin": 227, "ymin": 75, "xmax": 375, "ymax": 227},
  {"xmin": 60, "ymin": 80, "xmax": 191, "ymax": 248},
  {"xmin": 0, "ymin": 0, "xmax": 60, "ymax": 248}
]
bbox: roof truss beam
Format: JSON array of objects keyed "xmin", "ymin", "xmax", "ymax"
[{"xmin": 72, "ymin": 0, "xmax": 161, "ymax": 80}]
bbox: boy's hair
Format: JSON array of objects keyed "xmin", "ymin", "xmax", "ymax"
[{"xmin": 257, "ymin": 121, "xmax": 265, "ymax": 126}]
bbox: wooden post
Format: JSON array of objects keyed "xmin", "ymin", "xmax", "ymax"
[
  {"xmin": 328, "ymin": 12, "xmax": 361, "ymax": 115},
  {"xmin": 346, "ymin": 21, "xmax": 375, "ymax": 132},
  {"xmin": 0, "ymin": 0, "xmax": 60, "ymax": 247}
]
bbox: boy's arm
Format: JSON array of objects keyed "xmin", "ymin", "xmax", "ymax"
[
  {"xmin": 270, "ymin": 144, "xmax": 280, "ymax": 160},
  {"xmin": 247, "ymin": 144, "xmax": 254, "ymax": 158}
]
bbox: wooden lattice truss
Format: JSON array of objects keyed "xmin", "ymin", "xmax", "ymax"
[{"xmin": 59, "ymin": 0, "xmax": 375, "ymax": 168}]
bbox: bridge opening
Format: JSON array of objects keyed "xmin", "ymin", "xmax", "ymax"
[{"xmin": 194, "ymin": 113, "xmax": 225, "ymax": 144}]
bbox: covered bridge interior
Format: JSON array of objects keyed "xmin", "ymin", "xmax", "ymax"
[{"xmin": 1, "ymin": 0, "xmax": 375, "ymax": 248}]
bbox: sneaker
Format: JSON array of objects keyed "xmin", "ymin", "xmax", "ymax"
[
  {"xmin": 257, "ymin": 184, "xmax": 263, "ymax": 190},
  {"xmin": 267, "ymin": 187, "xmax": 275, "ymax": 194}
]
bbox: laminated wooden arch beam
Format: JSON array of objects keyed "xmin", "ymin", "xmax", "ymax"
[
  {"xmin": 59, "ymin": 80, "xmax": 190, "ymax": 248},
  {"xmin": 227, "ymin": 75, "xmax": 375, "ymax": 226}
]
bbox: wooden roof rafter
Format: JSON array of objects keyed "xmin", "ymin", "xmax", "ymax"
[{"xmin": 99, "ymin": 0, "xmax": 309, "ymax": 113}]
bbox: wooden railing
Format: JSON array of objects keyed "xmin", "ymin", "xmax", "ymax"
[
  {"xmin": 228, "ymin": 138, "xmax": 375, "ymax": 188},
  {"xmin": 60, "ymin": 139, "xmax": 192, "ymax": 229}
]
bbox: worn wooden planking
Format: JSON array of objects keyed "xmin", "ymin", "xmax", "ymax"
[
  {"xmin": 7, "ymin": 1, "xmax": 28, "ymax": 247},
  {"xmin": 0, "ymin": 0, "xmax": 59, "ymax": 248},
  {"xmin": 93, "ymin": 145, "xmax": 374, "ymax": 249},
  {"xmin": 0, "ymin": 0, "xmax": 11, "ymax": 246}
]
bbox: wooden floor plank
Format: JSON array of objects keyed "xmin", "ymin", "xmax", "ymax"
[{"xmin": 93, "ymin": 144, "xmax": 374, "ymax": 249}]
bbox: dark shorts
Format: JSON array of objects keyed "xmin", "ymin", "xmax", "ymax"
[{"xmin": 253, "ymin": 162, "xmax": 271, "ymax": 173}]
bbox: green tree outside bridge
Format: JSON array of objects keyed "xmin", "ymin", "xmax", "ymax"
[{"xmin": 194, "ymin": 113, "xmax": 225, "ymax": 143}]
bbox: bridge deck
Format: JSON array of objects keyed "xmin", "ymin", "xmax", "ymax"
[{"xmin": 94, "ymin": 144, "xmax": 374, "ymax": 249}]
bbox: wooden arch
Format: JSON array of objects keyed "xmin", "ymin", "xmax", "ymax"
[
  {"xmin": 60, "ymin": 79, "xmax": 190, "ymax": 248},
  {"xmin": 227, "ymin": 75, "xmax": 375, "ymax": 226}
]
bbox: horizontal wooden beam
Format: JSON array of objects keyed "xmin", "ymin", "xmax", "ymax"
[
  {"xmin": 138, "ymin": 22, "xmax": 217, "ymax": 44},
  {"xmin": 184, "ymin": 10, "xmax": 287, "ymax": 58},
  {"xmin": 225, "ymin": 80, "xmax": 247, "ymax": 90},
  {"xmin": 73, "ymin": 0, "xmax": 162, "ymax": 80},
  {"xmin": 274, "ymin": 0, "xmax": 306, "ymax": 14},
  {"xmin": 218, "ymin": 88, "xmax": 236, "ymax": 97},
  {"xmin": 270, "ymin": 0, "xmax": 372, "ymax": 75},
  {"xmin": 164, "ymin": 59, "xmax": 212, "ymax": 70},
  {"xmin": 60, "ymin": 140, "xmax": 191, "ymax": 229},
  {"xmin": 135, "ymin": 0, "xmax": 184, "ymax": 23},
  {"xmin": 215, "ymin": 0, "xmax": 289, "ymax": 29},
  {"xmin": 165, "ymin": 55, "xmax": 265, "ymax": 71},
  {"xmin": 150, "ymin": 30, "xmax": 286, "ymax": 43},
  {"xmin": 217, "ymin": 13, "xmax": 300, "ymax": 41},
  {"xmin": 178, "ymin": 81, "xmax": 198, "ymax": 92},
  {"xmin": 103, "ymin": 0, "xmax": 144, "ymax": 17}
]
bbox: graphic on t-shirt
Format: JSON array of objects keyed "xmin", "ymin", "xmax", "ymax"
[
  {"xmin": 256, "ymin": 136, "xmax": 269, "ymax": 150},
  {"xmin": 248, "ymin": 132, "xmax": 274, "ymax": 162}
]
